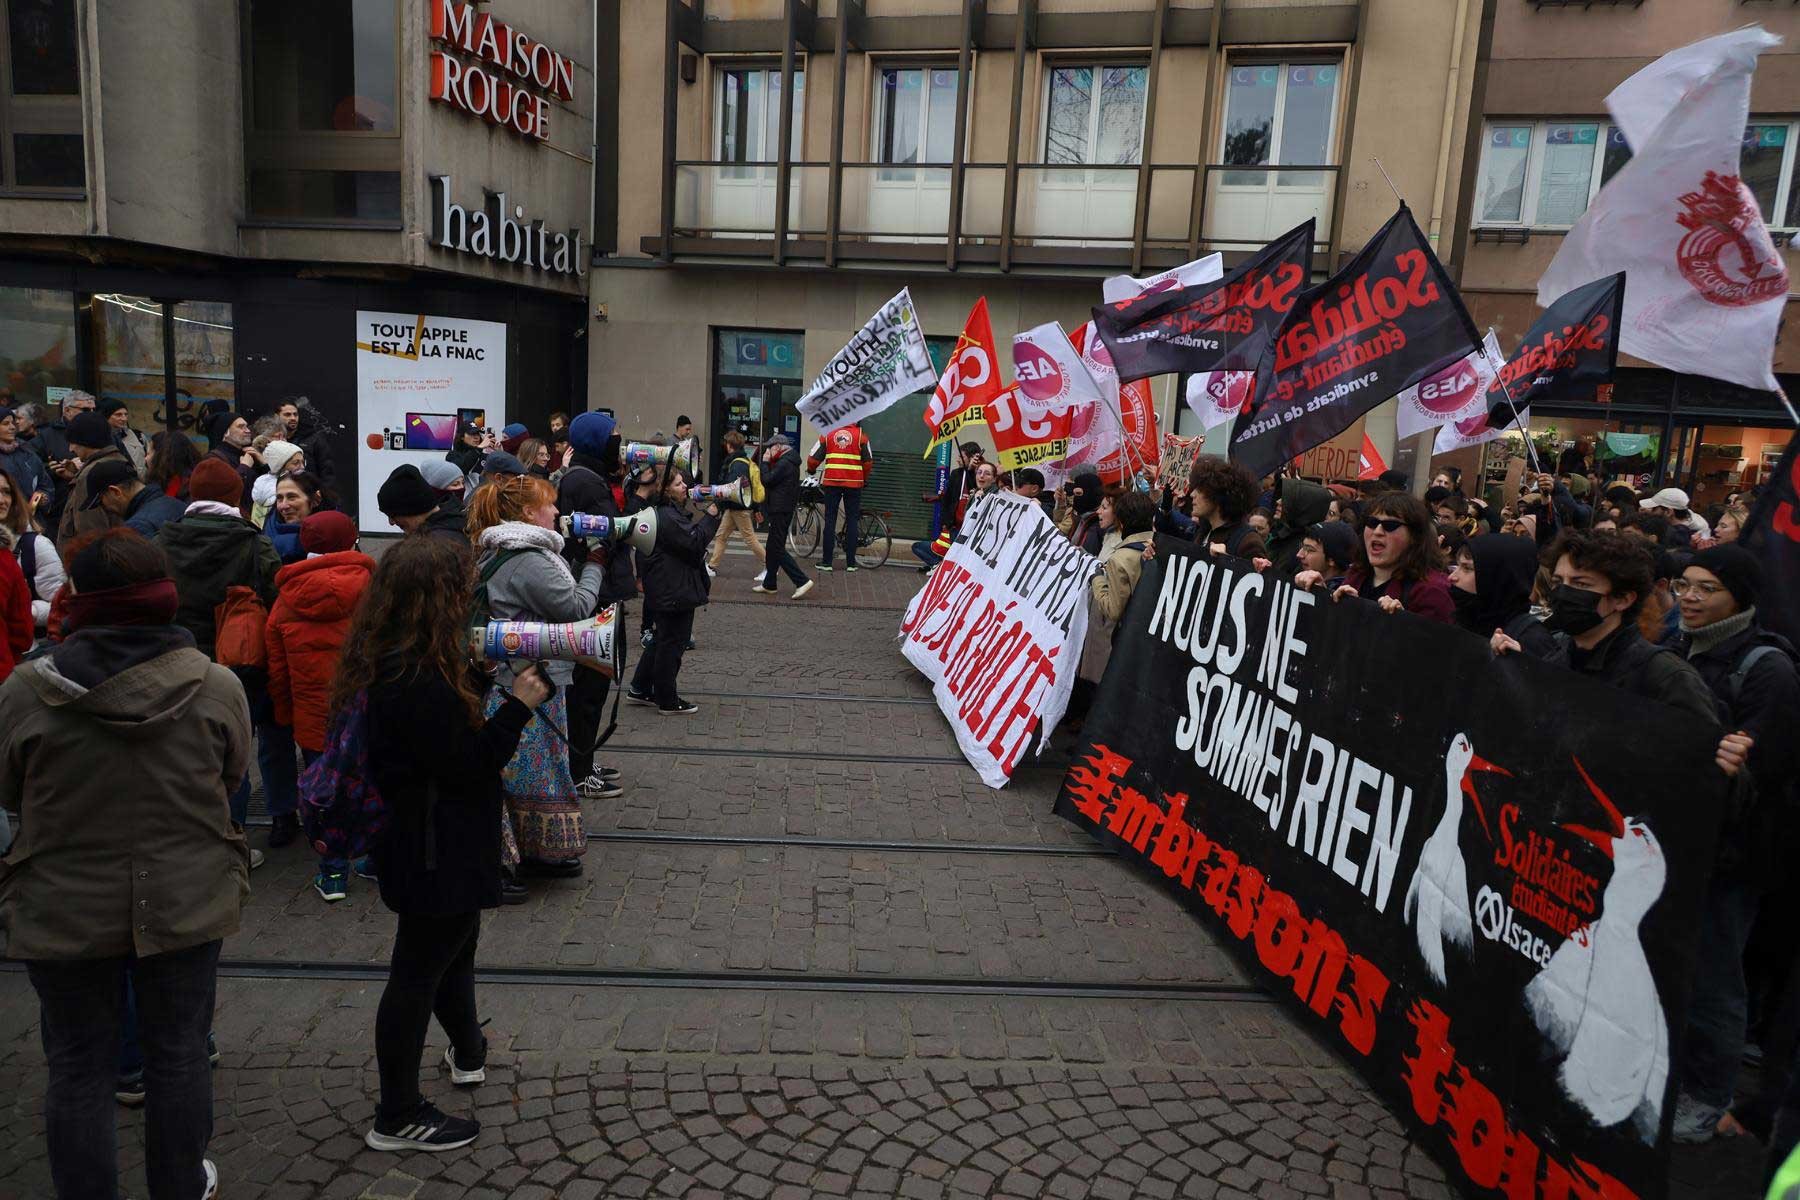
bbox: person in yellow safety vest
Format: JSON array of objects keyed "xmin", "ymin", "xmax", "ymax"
[{"xmin": 807, "ymin": 424, "xmax": 873, "ymax": 572}]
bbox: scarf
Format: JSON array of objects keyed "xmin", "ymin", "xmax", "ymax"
[
  {"xmin": 1682, "ymin": 606, "xmax": 1756, "ymax": 658},
  {"xmin": 477, "ymin": 521, "xmax": 574, "ymax": 586},
  {"xmin": 64, "ymin": 578, "xmax": 180, "ymax": 633},
  {"xmin": 185, "ymin": 499, "xmax": 241, "ymax": 518}
]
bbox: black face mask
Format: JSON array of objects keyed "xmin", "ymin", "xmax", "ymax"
[
  {"xmin": 1543, "ymin": 584, "xmax": 1607, "ymax": 634},
  {"xmin": 1450, "ymin": 586, "xmax": 1480, "ymax": 616}
]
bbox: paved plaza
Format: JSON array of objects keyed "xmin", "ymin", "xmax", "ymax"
[{"xmin": 0, "ymin": 554, "xmax": 1766, "ymax": 1198}]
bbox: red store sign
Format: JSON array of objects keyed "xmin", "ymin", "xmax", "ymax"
[{"xmin": 429, "ymin": 0, "xmax": 575, "ymax": 142}]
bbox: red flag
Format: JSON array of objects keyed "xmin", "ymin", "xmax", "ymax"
[
  {"xmin": 1357, "ymin": 433, "xmax": 1387, "ymax": 481},
  {"xmin": 923, "ymin": 298, "xmax": 1006, "ymax": 457}
]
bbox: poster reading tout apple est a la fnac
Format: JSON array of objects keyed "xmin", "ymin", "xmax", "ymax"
[{"xmin": 354, "ymin": 311, "xmax": 507, "ymax": 533}]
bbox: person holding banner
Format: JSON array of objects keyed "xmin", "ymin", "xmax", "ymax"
[
  {"xmin": 466, "ymin": 476, "xmax": 606, "ymax": 883},
  {"xmin": 1055, "ymin": 470, "xmax": 1106, "ymax": 555},
  {"xmin": 1322, "ymin": 494, "xmax": 1453, "ymax": 624},
  {"xmin": 625, "ymin": 470, "xmax": 720, "ymax": 715},
  {"xmin": 1448, "ymin": 534, "xmax": 1556, "ymax": 659},
  {"xmin": 1185, "ymin": 458, "xmax": 1267, "ymax": 563}
]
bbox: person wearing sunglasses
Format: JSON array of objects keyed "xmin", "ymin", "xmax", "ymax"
[{"xmin": 1299, "ymin": 493, "xmax": 1454, "ymax": 623}]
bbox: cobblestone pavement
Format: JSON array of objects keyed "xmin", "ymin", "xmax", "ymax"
[{"xmin": 0, "ymin": 568, "xmax": 1764, "ymax": 1197}]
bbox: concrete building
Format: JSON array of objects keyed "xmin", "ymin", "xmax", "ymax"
[
  {"xmin": 0, "ymin": 0, "xmax": 596, "ymax": 528},
  {"xmin": 1449, "ymin": 0, "xmax": 1800, "ymax": 511},
  {"xmin": 586, "ymin": 0, "xmax": 1488, "ymax": 530}
]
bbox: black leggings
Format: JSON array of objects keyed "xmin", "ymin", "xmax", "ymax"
[
  {"xmin": 630, "ymin": 609, "xmax": 695, "ymax": 707},
  {"xmin": 375, "ymin": 911, "xmax": 482, "ymax": 1121}
]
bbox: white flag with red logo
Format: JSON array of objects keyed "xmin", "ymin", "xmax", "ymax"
[
  {"xmin": 1060, "ymin": 323, "xmax": 1161, "ymax": 483},
  {"xmin": 1538, "ymin": 27, "xmax": 1787, "ymax": 394},
  {"xmin": 1395, "ymin": 330, "xmax": 1504, "ymax": 440},
  {"xmin": 1183, "ymin": 371, "xmax": 1256, "ymax": 432},
  {"xmin": 994, "ymin": 323, "xmax": 1101, "ymax": 472},
  {"xmin": 923, "ymin": 298, "xmax": 1006, "ymax": 458},
  {"xmin": 1100, "ymin": 254, "xmax": 1224, "ymax": 305},
  {"xmin": 1435, "ymin": 402, "xmax": 1527, "ymax": 455}
]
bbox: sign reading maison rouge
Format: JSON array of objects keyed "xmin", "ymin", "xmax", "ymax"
[{"xmin": 429, "ymin": 0, "xmax": 576, "ymax": 142}]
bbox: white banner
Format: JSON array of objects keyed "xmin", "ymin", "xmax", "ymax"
[
  {"xmin": 355, "ymin": 311, "xmax": 506, "ymax": 533},
  {"xmin": 1436, "ymin": 404, "xmax": 1527, "ymax": 455},
  {"xmin": 797, "ymin": 288, "xmax": 937, "ymax": 433},
  {"xmin": 1183, "ymin": 371, "xmax": 1255, "ymax": 432},
  {"xmin": 1538, "ymin": 26, "xmax": 1787, "ymax": 393},
  {"xmin": 1396, "ymin": 330, "xmax": 1504, "ymax": 440},
  {"xmin": 1101, "ymin": 254, "xmax": 1224, "ymax": 305},
  {"xmin": 899, "ymin": 491, "xmax": 1097, "ymax": 788}
]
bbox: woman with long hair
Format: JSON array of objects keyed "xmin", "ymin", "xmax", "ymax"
[
  {"xmin": 0, "ymin": 465, "xmax": 63, "ymax": 640},
  {"xmin": 147, "ymin": 430, "xmax": 202, "ymax": 501},
  {"xmin": 464, "ymin": 474, "xmax": 608, "ymax": 886},
  {"xmin": 333, "ymin": 536, "xmax": 550, "ymax": 1153},
  {"xmin": 1304, "ymin": 492, "xmax": 1454, "ymax": 623}
]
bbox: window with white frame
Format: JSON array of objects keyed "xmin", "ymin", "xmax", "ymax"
[
  {"xmin": 714, "ymin": 64, "xmax": 804, "ymax": 171},
  {"xmin": 874, "ymin": 66, "xmax": 958, "ymax": 175},
  {"xmin": 1043, "ymin": 64, "xmax": 1147, "ymax": 166},
  {"xmin": 1477, "ymin": 118, "xmax": 1800, "ymax": 230},
  {"xmin": 1220, "ymin": 63, "xmax": 1340, "ymax": 185}
]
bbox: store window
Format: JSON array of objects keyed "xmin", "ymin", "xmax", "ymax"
[
  {"xmin": 0, "ymin": 0, "xmax": 84, "ymax": 192},
  {"xmin": 1044, "ymin": 64, "xmax": 1147, "ymax": 166},
  {"xmin": 0, "ymin": 286, "xmax": 76, "ymax": 408},
  {"xmin": 90, "ymin": 294, "xmax": 235, "ymax": 439},
  {"xmin": 245, "ymin": 0, "xmax": 401, "ymax": 223}
]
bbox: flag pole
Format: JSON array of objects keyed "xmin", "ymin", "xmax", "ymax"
[
  {"xmin": 1372, "ymin": 157, "xmax": 1405, "ymax": 205},
  {"xmin": 1490, "ymin": 369, "xmax": 1542, "ymax": 475},
  {"xmin": 1777, "ymin": 384, "xmax": 1799, "ymax": 427}
]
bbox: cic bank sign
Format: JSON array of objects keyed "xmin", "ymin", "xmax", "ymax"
[{"xmin": 429, "ymin": 0, "xmax": 576, "ymax": 143}]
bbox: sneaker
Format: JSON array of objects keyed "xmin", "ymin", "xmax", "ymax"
[
  {"xmin": 846, "ymin": 564, "xmax": 859, "ymax": 573},
  {"xmin": 499, "ymin": 875, "xmax": 529, "ymax": 905},
  {"xmin": 518, "ymin": 857, "xmax": 583, "ymax": 879},
  {"xmin": 704, "ymin": 564, "xmax": 717, "ymax": 578},
  {"xmin": 750, "ymin": 583, "xmax": 776, "ymax": 594},
  {"xmin": 684, "ymin": 638, "xmax": 696, "ymax": 650},
  {"xmin": 353, "ymin": 856, "xmax": 378, "ymax": 881},
  {"xmin": 1672, "ymin": 1094, "xmax": 1726, "ymax": 1144},
  {"xmin": 792, "ymin": 580, "xmax": 815, "ymax": 599},
  {"xmin": 816, "ymin": 562, "xmax": 832, "ymax": 572},
  {"xmin": 202, "ymin": 1159, "xmax": 218, "ymax": 1200},
  {"xmin": 598, "ymin": 766, "xmax": 622, "ymax": 781},
  {"xmin": 364, "ymin": 1101, "xmax": 480, "ymax": 1152},
  {"xmin": 577, "ymin": 771, "xmax": 624, "ymax": 799},
  {"xmin": 443, "ymin": 1038, "xmax": 488, "ymax": 1086},
  {"xmin": 116, "ymin": 1071, "xmax": 145, "ymax": 1106},
  {"xmin": 624, "ymin": 687, "xmax": 655, "ymax": 706},
  {"xmin": 248, "ymin": 847, "xmax": 266, "ymax": 870},
  {"xmin": 314, "ymin": 871, "xmax": 349, "ymax": 902},
  {"xmin": 267, "ymin": 813, "xmax": 300, "ymax": 849},
  {"xmin": 659, "ymin": 700, "xmax": 700, "ymax": 716},
  {"xmin": 208, "ymin": 1032, "xmax": 219, "ymax": 1066}
]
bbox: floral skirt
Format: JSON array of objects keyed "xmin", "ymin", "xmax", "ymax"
[{"xmin": 486, "ymin": 689, "xmax": 587, "ymax": 864}]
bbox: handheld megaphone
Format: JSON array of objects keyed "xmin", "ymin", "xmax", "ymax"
[
  {"xmin": 622, "ymin": 439, "xmax": 698, "ymax": 474},
  {"xmin": 690, "ymin": 479, "xmax": 745, "ymax": 507},
  {"xmin": 558, "ymin": 510, "xmax": 659, "ymax": 553},
  {"xmin": 472, "ymin": 607, "xmax": 621, "ymax": 678}
]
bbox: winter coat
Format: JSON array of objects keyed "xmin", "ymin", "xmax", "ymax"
[
  {"xmin": 637, "ymin": 503, "xmax": 719, "ymax": 615},
  {"xmin": 115, "ymin": 426, "xmax": 149, "ymax": 478},
  {"xmin": 1342, "ymin": 566, "xmax": 1456, "ymax": 625},
  {"xmin": 760, "ymin": 449, "xmax": 802, "ymax": 516},
  {"xmin": 122, "ymin": 487, "xmax": 186, "ymax": 540},
  {"xmin": 1545, "ymin": 623, "xmax": 1723, "ymax": 726},
  {"xmin": 293, "ymin": 413, "xmax": 337, "ymax": 489},
  {"xmin": 1081, "ymin": 532, "xmax": 1151, "ymax": 684},
  {"xmin": 556, "ymin": 457, "xmax": 636, "ymax": 603},
  {"xmin": 0, "ymin": 442, "xmax": 52, "ymax": 509},
  {"xmin": 1202, "ymin": 519, "xmax": 1267, "ymax": 563},
  {"xmin": 1266, "ymin": 479, "xmax": 1333, "ymax": 580},
  {"xmin": 476, "ymin": 522, "xmax": 606, "ymax": 686},
  {"xmin": 263, "ymin": 507, "xmax": 307, "ymax": 564},
  {"xmin": 366, "ymin": 661, "xmax": 531, "ymax": 917},
  {"xmin": 1453, "ymin": 533, "xmax": 1556, "ymax": 659},
  {"xmin": 57, "ymin": 446, "xmax": 126, "ymax": 543},
  {"xmin": 423, "ymin": 494, "xmax": 471, "ymax": 545},
  {"xmin": 9, "ymin": 530, "xmax": 63, "ymax": 633},
  {"xmin": 0, "ymin": 628, "xmax": 251, "ymax": 959},
  {"xmin": 0, "ymin": 549, "xmax": 31, "ymax": 680},
  {"xmin": 719, "ymin": 451, "xmax": 755, "ymax": 509},
  {"xmin": 446, "ymin": 441, "xmax": 484, "ymax": 477},
  {"xmin": 266, "ymin": 550, "xmax": 375, "ymax": 752},
  {"xmin": 155, "ymin": 507, "xmax": 282, "ymax": 657}
]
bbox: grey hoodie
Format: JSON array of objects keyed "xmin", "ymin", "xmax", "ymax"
[{"xmin": 477, "ymin": 522, "xmax": 607, "ymax": 686}]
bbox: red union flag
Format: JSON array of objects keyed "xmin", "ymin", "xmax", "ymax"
[
  {"xmin": 1060, "ymin": 322, "xmax": 1161, "ymax": 483},
  {"xmin": 1539, "ymin": 27, "xmax": 1786, "ymax": 394},
  {"xmin": 993, "ymin": 323, "xmax": 1097, "ymax": 472},
  {"xmin": 923, "ymin": 298, "xmax": 1006, "ymax": 458}
]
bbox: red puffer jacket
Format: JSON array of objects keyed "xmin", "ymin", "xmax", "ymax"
[
  {"xmin": 266, "ymin": 550, "xmax": 375, "ymax": 751},
  {"xmin": 0, "ymin": 548, "xmax": 32, "ymax": 681}
]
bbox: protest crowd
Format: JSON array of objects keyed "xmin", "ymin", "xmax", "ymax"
[{"xmin": 6, "ymin": 22, "xmax": 1800, "ymax": 1200}]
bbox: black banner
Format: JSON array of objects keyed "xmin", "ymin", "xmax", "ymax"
[
  {"xmin": 1486, "ymin": 273, "xmax": 1626, "ymax": 428},
  {"xmin": 1230, "ymin": 206, "xmax": 1480, "ymax": 479},
  {"xmin": 1056, "ymin": 543, "xmax": 1725, "ymax": 1200},
  {"xmin": 1742, "ymin": 435, "xmax": 1800, "ymax": 649},
  {"xmin": 1092, "ymin": 220, "xmax": 1313, "ymax": 384}
]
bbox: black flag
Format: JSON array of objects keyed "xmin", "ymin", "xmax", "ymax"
[
  {"xmin": 1741, "ymin": 436, "xmax": 1800, "ymax": 648},
  {"xmin": 1485, "ymin": 273, "xmax": 1626, "ymax": 428},
  {"xmin": 1229, "ymin": 206, "xmax": 1480, "ymax": 480},
  {"xmin": 1091, "ymin": 220, "xmax": 1313, "ymax": 384}
]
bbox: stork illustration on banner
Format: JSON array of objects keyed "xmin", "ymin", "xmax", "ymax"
[
  {"xmin": 1402, "ymin": 732, "xmax": 1511, "ymax": 987},
  {"xmin": 1525, "ymin": 759, "xmax": 1670, "ymax": 1141}
]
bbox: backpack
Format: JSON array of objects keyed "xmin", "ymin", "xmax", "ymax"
[
  {"xmin": 470, "ymin": 548, "xmax": 526, "ymax": 628},
  {"xmin": 742, "ymin": 456, "xmax": 766, "ymax": 505},
  {"xmin": 213, "ymin": 585, "xmax": 269, "ymax": 668},
  {"xmin": 299, "ymin": 690, "xmax": 394, "ymax": 864},
  {"xmin": 1728, "ymin": 644, "xmax": 1789, "ymax": 709}
]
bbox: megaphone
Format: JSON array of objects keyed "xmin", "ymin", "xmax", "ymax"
[
  {"xmin": 472, "ymin": 607, "xmax": 621, "ymax": 678},
  {"xmin": 559, "ymin": 509, "xmax": 659, "ymax": 553},
  {"xmin": 690, "ymin": 479, "xmax": 744, "ymax": 506},
  {"xmin": 622, "ymin": 439, "xmax": 698, "ymax": 474}
]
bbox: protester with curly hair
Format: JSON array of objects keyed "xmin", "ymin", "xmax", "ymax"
[{"xmin": 1186, "ymin": 457, "xmax": 1267, "ymax": 561}]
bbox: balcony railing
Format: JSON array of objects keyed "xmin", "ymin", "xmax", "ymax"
[{"xmin": 659, "ymin": 162, "xmax": 1338, "ymax": 270}]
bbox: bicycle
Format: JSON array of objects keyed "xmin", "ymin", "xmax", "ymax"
[{"xmin": 793, "ymin": 479, "xmax": 892, "ymax": 568}]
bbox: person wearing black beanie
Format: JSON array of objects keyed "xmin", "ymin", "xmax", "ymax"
[{"xmin": 377, "ymin": 465, "xmax": 441, "ymax": 533}]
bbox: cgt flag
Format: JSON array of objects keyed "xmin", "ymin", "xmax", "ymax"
[
  {"xmin": 1486, "ymin": 273, "xmax": 1626, "ymax": 428},
  {"xmin": 1092, "ymin": 220, "xmax": 1312, "ymax": 384},
  {"xmin": 923, "ymin": 297, "xmax": 1007, "ymax": 458},
  {"xmin": 798, "ymin": 288, "xmax": 938, "ymax": 433},
  {"xmin": 1230, "ymin": 205, "xmax": 1481, "ymax": 481},
  {"xmin": 1741, "ymin": 437, "xmax": 1800, "ymax": 648}
]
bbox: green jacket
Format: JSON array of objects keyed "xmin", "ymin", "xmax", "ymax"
[{"xmin": 155, "ymin": 511, "xmax": 281, "ymax": 658}]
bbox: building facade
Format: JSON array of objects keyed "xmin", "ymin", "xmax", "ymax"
[
  {"xmin": 1450, "ymin": 0, "xmax": 1800, "ymax": 508},
  {"xmin": 586, "ymin": 0, "xmax": 1487, "ymax": 527},
  {"xmin": 0, "ymin": 0, "xmax": 596, "ymax": 527}
]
